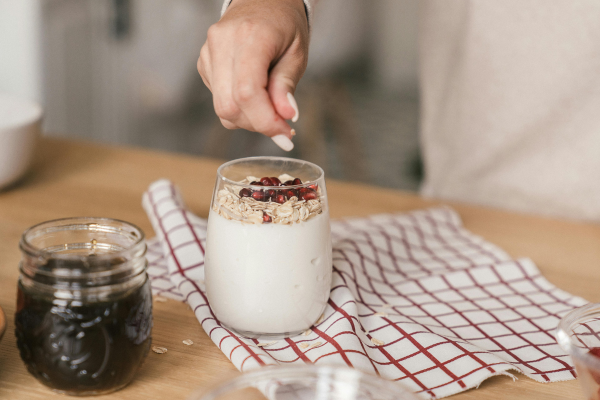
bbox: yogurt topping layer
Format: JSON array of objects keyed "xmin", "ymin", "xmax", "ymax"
[{"xmin": 213, "ymin": 174, "xmax": 324, "ymax": 225}]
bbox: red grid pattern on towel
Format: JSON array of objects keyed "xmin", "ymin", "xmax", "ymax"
[
  {"xmin": 568, "ymin": 319, "xmax": 600, "ymax": 352},
  {"xmin": 147, "ymin": 240, "xmax": 185, "ymax": 301},
  {"xmin": 143, "ymin": 180, "xmax": 587, "ymax": 399}
]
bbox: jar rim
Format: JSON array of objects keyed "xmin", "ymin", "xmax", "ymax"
[
  {"xmin": 216, "ymin": 156, "xmax": 325, "ymax": 188},
  {"xmin": 20, "ymin": 216, "xmax": 145, "ymax": 262}
]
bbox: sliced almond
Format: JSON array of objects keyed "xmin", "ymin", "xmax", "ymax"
[
  {"xmin": 182, "ymin": 339, "xmax": 194, "ymax": 346},
  {"xmin": 370, "ymin": 338, "xmax": 385, "ymax": 346},
  {"xmin": 302, "ymin": 329, "xmax": 312, "ymax": 336}
]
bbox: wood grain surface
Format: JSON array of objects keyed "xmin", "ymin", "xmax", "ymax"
[
  {"xmin": 0, "ymin": 137, "xmax": 599, "ymax": 399},
  {"xmin": 0, "ymin": 306, "xmax": 5, "ymax": 342}
]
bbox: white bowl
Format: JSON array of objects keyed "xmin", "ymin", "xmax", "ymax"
[{"xmin": 0, "ymin": 94, "xmax": 42, "ymax": 189}]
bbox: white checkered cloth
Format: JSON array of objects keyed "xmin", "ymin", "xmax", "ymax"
[{"xmin": 142, "ymin": 179, "xmax": 587, "ymax": 399}]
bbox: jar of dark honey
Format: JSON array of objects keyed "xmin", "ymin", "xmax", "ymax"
[{"xmin": 15, "ymin": 217, "xmax": 152, "ymax": 395}]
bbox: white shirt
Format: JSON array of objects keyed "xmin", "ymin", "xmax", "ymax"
[
  {"xmin": 419, "ymin": 0, "xmax": 600, "ymax": 222},
  {"xmin": 223, "ymin": 0, "xmax": 600, "ymax": 221}
]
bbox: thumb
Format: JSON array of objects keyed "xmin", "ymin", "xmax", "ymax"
[{"xmin": 268, "ymin": 55, "xmax": 305, "ymax": 123}]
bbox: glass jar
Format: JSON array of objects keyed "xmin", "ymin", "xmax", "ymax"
[
  {"xmin": 15, "ymin": 217, "xmax": 152, "ymax": 396},
  {"xmin": 187, "ymin": 365, "xmax": 420, "ymax": 400},
  {"xmin": 205, "ymin": 157, "xmax": 332, "ymax": 338},
  {"xmin": 556, "ymin": 303, "xmax": 600, "ymax": 400}
]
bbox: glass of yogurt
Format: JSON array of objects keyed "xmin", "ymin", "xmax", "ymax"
[{"xmin": 205, "ymin": 157, "xmax": 332, "ymax": 338}]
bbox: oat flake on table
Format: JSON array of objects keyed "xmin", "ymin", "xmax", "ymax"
[{"xmin": 152, "ymin": 346, "xmax": 168, "ymax": 354}]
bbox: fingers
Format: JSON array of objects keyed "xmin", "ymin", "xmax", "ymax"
[
  {"xmin": 231, "ymin": 35, "xmax": 294, "ymax": 138},
  {"xmin": 196, "ymin": 0, "xmax": 310, "ymax": 152},
  {"xmin": 268, "ymin": 50, "xmax": 306, "ymax": 123},
  {"xmin": 219, "ymin": 118, "xmax": 237, "ymax": 129},
  {"xmin": 197, "ymin": 44, "xmax": 212, "ymax": 92}
]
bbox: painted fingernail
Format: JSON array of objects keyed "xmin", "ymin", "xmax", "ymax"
[
  {"xmin": 272, "ymin": 134, "xmax": 294, "ymax": 151},
  {"xmin": 287, "ymin": 92, "xmax": 299, "ymax": 123}
]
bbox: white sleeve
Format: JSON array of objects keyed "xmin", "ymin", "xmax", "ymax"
[{"xmin": 220, "ymin": 0, "xmax": 316, "ymax": 32}]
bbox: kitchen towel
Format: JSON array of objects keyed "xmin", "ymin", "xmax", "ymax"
[{"xmin": 142, "ymin": 179, "xmax": 586, "ymax": 399}]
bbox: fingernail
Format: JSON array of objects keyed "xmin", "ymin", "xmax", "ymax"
[
  {"xmin": 272, "ymin": 134, "xmax": 294, "ymax": 151},
  {"xmin": 287, "ymin": 92, "xmax": 299, "ymax": 123}
]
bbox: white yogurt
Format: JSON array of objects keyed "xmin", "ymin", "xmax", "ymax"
[{"xmin": 205, "ymin": 209, "xmax": 332, "ymax": 336}]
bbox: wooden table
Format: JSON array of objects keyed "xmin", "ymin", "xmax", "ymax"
[{"xmin": 0, "ymin": 138, "xmax": 598, "ymax": 399}]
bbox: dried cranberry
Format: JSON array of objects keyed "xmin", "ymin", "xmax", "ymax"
[
  {"xmin": 265, "ymin": 189, "xmax": 276, "ymax": 201},
  {"xmin": 292, "ymin": 178, "xmax": 302, "ymax": 185},
  {"xmin": 284, "ymin": 180, "xmax": 295, "ymax": 186},
  {"xmin": 263, "ymin": 213, "xmax": 272, "ymax": 223},
  {"xmin": 285, "ymin": 189, "xmax": 298, "ymax": 199},
  {"xmin": 275, "ymin": 194, "xmax": 286, "ymax": 204},
  {"xmin": 308, "ymin": 183, "xmax": 318, "ymax": 190},
  {"xmin": 251, "ymin": 190, "xmax": 265, "ymax": 201},
  {"xmin": 300, "ymin": 191, "xmax": 317, "ymax": 201},
  {"xmin": 270, "ymin": 177, "xmax": 282, "ymax": 186},
  {"xmin": 239, "ymin": 188, "xmax": 251, "ymax": 197},
  {"xmin": 260, "ymin": 177, "xmax": 274, "ymax": 186},
  {"xmin": 250, "ymin": 181, "xmax": 262, "ymax": 186}
]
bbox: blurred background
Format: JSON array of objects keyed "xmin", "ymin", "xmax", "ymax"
[{"xmin": 0, "ymin": 0, "xmax": 421, "ymax": 191}]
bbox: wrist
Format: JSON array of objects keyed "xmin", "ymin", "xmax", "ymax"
[{"xmin": 224, "ymin": 0, "xmax": 309, "ymax": 26}]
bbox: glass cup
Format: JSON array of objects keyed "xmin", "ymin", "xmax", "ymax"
[
  {"xmin": 205, "ymin": 157, "xmax": 332, "ymax": 338},
  {"xmin": 556, "ymin": 303, "xmax": 600, "ymax": 400},
  {"xmin": 187, "ymin": 365, "xmax": 419, "ymax": 400},
  {"xmin": 15, "ymin": 217, "xmax": 152, "ymax": 395}
]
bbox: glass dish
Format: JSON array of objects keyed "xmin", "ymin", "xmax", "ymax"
[
  {"xmin": 556, "ymin": 303, "xmax": 600, "ymax": 400},
  {"xmin": 188, "ymin": 365, "xmax": 419, "ymax": 400},
  {"xmin": 205, "ymin": 156, "xmax": 332, "ymax": 339}
]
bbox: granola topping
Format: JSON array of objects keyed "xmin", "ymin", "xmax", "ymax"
[{"xmin": 213, "ymin": 174, "xmax": 324, "ymax": 225}]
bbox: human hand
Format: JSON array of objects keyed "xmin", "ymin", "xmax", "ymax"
[{"xmin": 197, "ymin": 0, "xmax": 309, "ymax": 151}]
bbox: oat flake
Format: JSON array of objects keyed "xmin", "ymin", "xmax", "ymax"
[
  {"xmin": 152, "ymin": 346, "xmax": 168, "ymax": 354},
  {"xmin": 183, "ymin": 339, "xmax": 194, "ymax": 346},
  {"xmin": 256, "ymin": 341, "xmax": 278, "ymax": 348},
  {"xmin": 371, "ymin": 338, "xmax": 385, "ymax": 346},
  {"xmin": 307, "ymin": 341, "xmax": 323, "ymax": 350}
]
